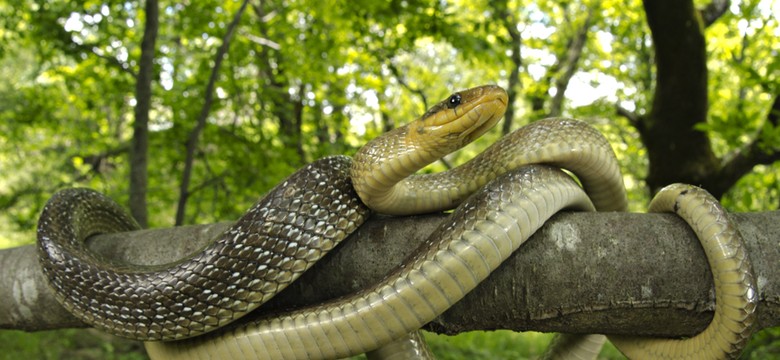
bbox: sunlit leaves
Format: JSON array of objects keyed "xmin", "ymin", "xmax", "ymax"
[
  {"xmin": 1, "ymin": 0, "xmax": 778, "ymax": 236},
  {"xmin": 0, "ymin": 1, "xmax": 778, "ymax": 358},
  {"xmin": 702, "ymin": 1, "xmax": 779, "ymax": 158},
  {"xmin": 724, "ymin": 164, "xmax": 780, "ymax": 210}
]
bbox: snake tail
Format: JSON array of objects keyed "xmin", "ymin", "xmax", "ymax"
[{"xmin": 609, "ymin": 184, "xmax": 757, "ymax": 359}]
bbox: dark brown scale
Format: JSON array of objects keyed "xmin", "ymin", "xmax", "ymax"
[{"xmin": 37, "ymin": 155, "xmax": 369, "ymax": 341}]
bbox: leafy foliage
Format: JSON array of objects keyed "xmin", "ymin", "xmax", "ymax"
[
  {"xmin": 0, "ymin": 328, "xmax": 147, "ymax": 360},
  {"xmin": 0, "ymin": 0, "xmax": 778, "ymax": 357}
]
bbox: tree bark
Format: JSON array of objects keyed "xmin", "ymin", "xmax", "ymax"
[
  {"xmin": 175, "ymin": 0, "xmax": 250, "ymax": 226},
  {"xmin": 129, "ymin": 0, "xmax": 159, "ymax": 228},
  {"xmin": 3, "ymin": 211, "xmax": 778, "ymax": 336},
  {"xmin": 636, "ymin": 0, "xmax": 780, "ymax": 198},
  {"xmin": 640, "ymin": 0, "xmax": 719, "ymax": 195}
]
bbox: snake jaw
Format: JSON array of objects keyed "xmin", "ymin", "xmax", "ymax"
[
  {"xmin": 414, "ymin": 85, "xmax": 508, "ymax": 149},
  {"xmin": 352, "ymin": 85, "xmax": 512, "ymax": 214},
  {"xmin": 459, "ymin": 98, "xmax": 506, "ymax": 142}
]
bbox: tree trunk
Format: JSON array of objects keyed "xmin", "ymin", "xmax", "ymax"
[
  {"xmin": 129, "ymin": 0, "xmax": 159, "ymax": 228},
  {"xmin": 639, "ymin": 0, "xmax": 719, "ymax": 194},
  {"xmin": 624, "ymin": 0, "xmax": 780, "ymax": 199}
]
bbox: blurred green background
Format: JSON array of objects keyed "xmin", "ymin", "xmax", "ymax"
[{"xmin": 1, "ymin": 0, "xmax": 778, "ymax": 358}]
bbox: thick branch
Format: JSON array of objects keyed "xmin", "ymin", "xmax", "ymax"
[{"xmin": 2, "ymin": 211, "xmax": 778, "ymax": 337}]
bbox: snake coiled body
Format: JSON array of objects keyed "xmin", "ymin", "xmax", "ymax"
[
  {"xmin": 38, "ymin": 156, "xmax": 368, "ymax": 340},
  {"xmin": 39, "ymin": 85, "xmax": 757, "ymax": 359}
]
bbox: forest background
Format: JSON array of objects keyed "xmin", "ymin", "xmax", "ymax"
[{"xmin": 0, "ymin": 0, "xmax": 778, "ymax": 358}]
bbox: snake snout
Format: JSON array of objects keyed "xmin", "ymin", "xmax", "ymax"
[{"xmin": 459, "ymin": 97, "xmax": 506, "ymax": 142}]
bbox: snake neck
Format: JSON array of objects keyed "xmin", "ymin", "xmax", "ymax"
[
  {"xmin": 351, "ymin": 125, "xmax": 454, "ymax": 214},
  {"xmin": 352, "ymin": 118, "xmax": 629, "ymax": 215}
]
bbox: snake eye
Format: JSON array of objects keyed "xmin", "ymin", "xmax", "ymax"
[{"xmin": 447, "ymin": 93, "xmax": 462, "ymax": 109}]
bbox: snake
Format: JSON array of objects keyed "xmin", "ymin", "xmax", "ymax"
[{"xmin": 37, "ymin": 85, "xmax": 757, "ymax": 359}]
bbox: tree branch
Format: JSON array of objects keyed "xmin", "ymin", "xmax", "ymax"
[
  {"xmin": 2, "ymin": 211, "xmax": 778, "ymax": 336},
  {"xmin": 548, "ymin": 8, "xmax": 593, "ymax": 118},
  {"xmin": 615, "ymin": 103, "xmax": 641, "ymax": 128},
  {"xmin": 84, "ymin": 45, "xmax": 138, "ymax": 77},
  {"xmin": 489, "ymin": 0, "xmax": 522, "ymax": 135},
  {"xmin": 175, "ymin": 0, "xmax": 250, "ymax": 226},
  {"xmin": 709, "ymin": 94, "xmax": 780, "ymax": 196},
  {"xmin": 387, "ymin": 61, "xmax": 428, "ymax": 110},
  {"xmin": 699, "ymin": 0, "xmax": 731, "ymax": 28},
  {"xmin": 241, "ymin": 32, "xmax": 281, "ymax": 50}
]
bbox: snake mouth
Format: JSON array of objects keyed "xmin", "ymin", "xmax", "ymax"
[
  {"xmin": 418, "ymin": 85, "xmax": 508, "ymax": 146},
  {"xmin": 460, "ymin": 94, "xmax": 507, "ymax": 142}
]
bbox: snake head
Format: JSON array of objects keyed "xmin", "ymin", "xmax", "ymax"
[{"xmin": 411, "ymin": 85, "xmax": 508, "ymax": 152}]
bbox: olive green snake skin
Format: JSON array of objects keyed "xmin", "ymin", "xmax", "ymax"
[{"xmin": 37, "ymin": 85, "xmax": 757, "ymax": 359}]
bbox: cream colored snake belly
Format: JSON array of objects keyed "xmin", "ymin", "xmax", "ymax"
[{"xmin": 38, "ymin": 85, "xmax": 757, "ymax": 359}]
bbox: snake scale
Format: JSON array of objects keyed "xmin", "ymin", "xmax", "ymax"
[{"xmin": 38, "ymin": 85, "xmax": 757, "ymax": 359}]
